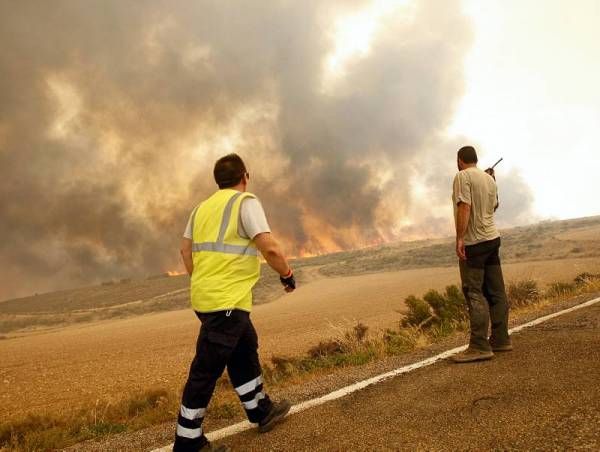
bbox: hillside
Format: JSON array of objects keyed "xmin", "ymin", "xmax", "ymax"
[{"xmin": 1, "ymin": 215, "xmax": 599, "ymax": 335}]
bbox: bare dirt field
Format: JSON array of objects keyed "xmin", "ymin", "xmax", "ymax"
[{"xmin": 1, "ymin": 256, "xmax": 599, "ymax": 424}]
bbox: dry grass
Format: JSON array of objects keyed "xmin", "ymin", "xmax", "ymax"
[
  {"xmin": 0, "ymin": 388, "xmax": 173, "ymax": 450},
  {"xmin": 1, "ymin": 273, "xmax": 599, "ymax": 450},
  {"xmin": 264, "ymin": 272, "xmax": 600, "ymax": 385},
  {"xmin": 0, "ymin": 384, "xmax": 243, "ymax": 451}
]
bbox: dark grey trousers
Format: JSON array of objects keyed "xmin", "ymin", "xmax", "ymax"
[
  {"xmin": 459, "ymin": 237, "xmax": 510, "ymax": 351},
  {"xmin": 174, "ymin": 310, "xmax": 273, "ymax": 452}
]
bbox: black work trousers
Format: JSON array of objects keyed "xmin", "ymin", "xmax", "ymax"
[
  {"xmin": 174, "ymin": 309, "xmax": 273, "ymax": 452},
  {"xmin": 459, "ymin": 237, "xmax": 511, "ymax": 352}
]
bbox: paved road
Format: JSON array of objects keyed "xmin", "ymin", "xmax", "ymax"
[{"xmin": 219, "ymin": 302, "xmax": 600, "ymax": 451}]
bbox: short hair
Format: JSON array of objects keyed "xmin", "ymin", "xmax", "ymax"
[
  {"xmin": 213, "ymin": 153, "xmax": 247, "ymax": 189},
  {"xmin": 457, "ymin": 146, "xmax": 478, "ymax": 164}
]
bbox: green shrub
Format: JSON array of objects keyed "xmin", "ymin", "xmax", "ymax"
[
  {"xmin": 402, "ymin": 285, "xmax": 466, "ymax": 329},
  {"xmin": 402, "ymin": 295, "xmax": 432, "ymax": 327},
  {"xmin": 424, "ymin": 285, "xmax": 467, "ymax": 324}
]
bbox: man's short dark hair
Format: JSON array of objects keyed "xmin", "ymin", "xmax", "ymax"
[
  {"xmin": 214, "ymin": 153, "xmax": 247, "ymax": 189},
  {"xmin": 457, "ymin": 146, "xmax": 478, "ymax": 164}
]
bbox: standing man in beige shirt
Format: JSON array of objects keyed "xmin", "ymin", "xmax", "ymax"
[{"xmin": 452, "ymin": 146, "xmax": 512, "ymax": 363}]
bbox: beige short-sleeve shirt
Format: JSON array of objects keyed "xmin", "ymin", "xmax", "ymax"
[{"xmin": 452, "ymin": 167, "xmax": 500, "ymax": 245}]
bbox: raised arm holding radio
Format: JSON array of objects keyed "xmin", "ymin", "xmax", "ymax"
[
  {"xmin": 484, "ymin": 157, "xmax": 503, "ymax": 179},
  {"xmin": 174, "ymin": 154, "xmax": 294, "ymax": 452}
]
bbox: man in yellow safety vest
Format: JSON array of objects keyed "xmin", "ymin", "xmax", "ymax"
[{"xmin": 174, "ymin": 154, "xmax": 296, "ymax": 452}]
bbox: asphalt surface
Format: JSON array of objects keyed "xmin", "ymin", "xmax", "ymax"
[{"xmin": 218, "ymin": 302, "xmax": 600, "ymax": 451}]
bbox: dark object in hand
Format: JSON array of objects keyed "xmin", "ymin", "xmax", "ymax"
[
  {"xmin": 485, "ymin": 167, "xmax": 496, "ymax": 179},
  {"xmin": 280, "ymin": 270, "xmax": 296, "ymax": 290},
  {"xmin": 485, "ymin": 157, "xmax": 503, "ymax": 180}
]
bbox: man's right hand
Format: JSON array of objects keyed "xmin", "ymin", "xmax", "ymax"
[
  {"xmin": 485, "ymin": 167, "xmax": 496, "ymax": 180},
  {"xmin": 280, "ymin": 269, "xmax": 296, "ymax": 292},
  {"xmin": 254, "ymin": 233, "xmax": 295, "ymax": 289},
  {"xmin": 456, "ymin": 238, "xmax": 467, "ymax": 261}
]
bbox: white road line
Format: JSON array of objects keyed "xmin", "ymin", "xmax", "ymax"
[{"xmin": 152, "ymin": 296, "xmax": 600, "ymax": 451}]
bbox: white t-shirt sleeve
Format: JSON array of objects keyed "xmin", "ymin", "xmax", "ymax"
[
  {"xmin": 183, "ymin": 212, "xmax": 193, "ymax": 239},
  {"xmin": 239, "ymin": 197, "xmax": 271, "ymax": 239},
  {"xmin": 453, "ymin": 171, "xmax": 472, "ymax": 206}
]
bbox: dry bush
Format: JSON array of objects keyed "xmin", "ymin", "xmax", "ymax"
[
  {"xmin": 269, "ymin": 355, "xmax": 298, "ymax": 378},
  {"xmin": 575, "ymin": 273, "xmax": 600, "ymax": 294},
  {"xmin": 308, "ymin": 340, "xmax": 344, "ymax": 358},
  {"xmin": 383, "ymin": 327, "xmax": 425, "ymax": 354},
  {"xmin": 266, "ymin": 323, "xmax": 379, "ymax": 382},
  {"xmin": 507, "ymin": 279, "xmax": 540, "ymax": 307},
  {"xmin": 546, "ymin": 281, "xmax": 577, "ymax": 298},
  {"xmin": 347, "ymin": 322, "xmax": 369, "ymax": 343},
  {"xmin": 574, "ymin": 272, "xmax": 600, "ymax": 286}
]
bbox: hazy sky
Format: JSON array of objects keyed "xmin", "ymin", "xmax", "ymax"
[
  {"xmin": 451, "ymin": 0, "xmax": 600, "ymax": 220},
  {"xmin": 339, "ymin": 0, "xmax": 600, "ymax": 221}
]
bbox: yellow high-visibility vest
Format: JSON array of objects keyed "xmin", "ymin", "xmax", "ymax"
[{"xmin": 190, "ymin": 189, "xmax": 261, "ymax": 313}]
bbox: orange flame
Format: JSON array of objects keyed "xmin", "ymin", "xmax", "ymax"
[{"xmin": 166, "ymin": 270, "xmax": 186, "ymax": 276}]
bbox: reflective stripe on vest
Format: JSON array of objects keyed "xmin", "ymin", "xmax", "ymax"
[
  {"xmin": 191, "ymin": 192, "xmax": 257, "ymax": 256},
  {"xmin": 192, "ymin": 242, "xmax": 258, "ymax": 256}
]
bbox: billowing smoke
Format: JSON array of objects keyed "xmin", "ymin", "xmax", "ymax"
[
  {"xmin": 494, "ymin": 169, "xmax": 537, "ymax": 228},
  {"xmin": 0, "ymin": 0, "xmax": 531, "ymax": 300}
]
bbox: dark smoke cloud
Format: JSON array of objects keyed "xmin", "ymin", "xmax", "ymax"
[{"xmin": 0, "ymin": 0, "xmax": 530, "ymax": 300}]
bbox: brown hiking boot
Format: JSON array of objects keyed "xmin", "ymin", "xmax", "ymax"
[
  {"xmin": 452, "ymin": 348, "xmax": 494, "ymax": 363},
  {"xmin": 258, "ymin": 400, "xmax": 291, "ymax": 433}
]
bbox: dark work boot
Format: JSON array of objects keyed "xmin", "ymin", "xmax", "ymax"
[
  {"xmin": 491, "ymin": 342, "xmax": 513, "ymax": 352},
  {"xmin": 490, "ymin": 336, "xmax": 513, "ymax": 352},
  {"xmin": 258, "ymin": 399, "xmax": 291, "ymax": 433},
  {"xmin": 452, "ymin": 348, "xmax": 494, "ymax": 363}
]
